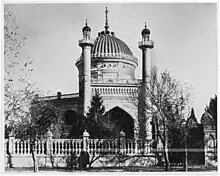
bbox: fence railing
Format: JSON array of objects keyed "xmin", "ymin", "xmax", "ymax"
[
  {"xmin": 51, "ymin": 139, "xmax": 83, "ymax": 156},
  {"xmin": 5, "ymin": 130, "xmax": 155, "ymax": 157},
  {"xmin": 5, "ymin": 130, "xmax": 215, "ymax": 158}
]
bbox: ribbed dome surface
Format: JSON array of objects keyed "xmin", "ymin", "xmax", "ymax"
[{"xmin": 91, "ymin": 33, "xmax": 136, "ymax": 63}]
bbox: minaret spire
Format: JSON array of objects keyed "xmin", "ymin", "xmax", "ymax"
[{"xmin": 105, "ymin": 7, "xmax": 109, "ymax": 33}]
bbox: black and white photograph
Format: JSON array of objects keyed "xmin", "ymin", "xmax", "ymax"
[{"xmin": 3, "ymin": 2, "xmax": 218, "ymax": 173}]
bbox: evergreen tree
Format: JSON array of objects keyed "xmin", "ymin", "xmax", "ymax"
[
  {"xmin": 86, "ymin": 91, "xmax": 114, "ymax": 138},
  {"xmin": 190, "ymin": 108, "xmax": 196, "ymax": 118},
  {"xmin": 87, "ymin": 90, "xmax": 105, "ymax": 122}
]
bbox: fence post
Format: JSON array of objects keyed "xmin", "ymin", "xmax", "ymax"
[
  {"xmin": 118, "ymin": 130, "xmax": 126, "ymax": 167},
  {"xmin": 46, "ymin": 130, "xmax": 53, "ymax": 155},
  {"xmin": 79, "ymin": 130, "xmax": 90, "ymax": 168},
  {"xmin": 120, "ymin": 130, "xmax": 126, "ymax": 154},
  {"xmin": 8, "ymin": 133, "xmax": 15, "ymax": 155},
  {"xmin": 134, "ymin": 126, "xmax": 139, "ymax": 154},
  {"xmin": 82, "ymin": 129, "xmax": 90, "ymax": 152}
]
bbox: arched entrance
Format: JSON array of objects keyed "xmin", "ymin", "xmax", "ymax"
[{"xmin": 105, "ymin": 106, "xmax": 134, "ymax": 139}]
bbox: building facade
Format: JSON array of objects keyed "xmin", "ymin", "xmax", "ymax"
[
  {"xmin": 5, "ymin": 7, "xmax": 217, "ymax": 168},
  {"xmin": 43, "ymin": 7, "xmax": 154, "ymax": 140}
]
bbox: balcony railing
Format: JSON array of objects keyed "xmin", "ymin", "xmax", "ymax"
[
  {"xmin": 138, "ymin": 40, "xmax": 154, "ymax": 48},
  {"xmin": 91, "ymin": 78, "xmax": 142, "ymax": 85}
]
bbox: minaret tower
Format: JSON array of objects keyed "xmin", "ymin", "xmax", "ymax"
[
  {"xmin": 138, "ymin": 22, "xmax": 154, "ymax": 140},
  {"xmin": 79, "ymin": 20, "xmax": 94, "ymax": 115}
]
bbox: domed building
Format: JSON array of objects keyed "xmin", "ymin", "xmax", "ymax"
[{"xmin": 43, "ymin": 7, "xmax": 154, "ymax": 139}]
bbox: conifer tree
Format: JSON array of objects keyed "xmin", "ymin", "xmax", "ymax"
[
  {"xmin": 87, "ymin": 90, "xmax": 105, "ymax": 122},
  {"xmin": 86, "ymin": 91, "xmax": 114, "ymax": 138}
]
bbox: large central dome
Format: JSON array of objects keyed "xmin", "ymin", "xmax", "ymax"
[
  {"xmin": 88, "ymin": 31, "xmax": 138, "ymax": 81},
  {"xmin": 91, "ymin": 32, "xmax": 137, "ymax": 64},
  {"xmin": 76, "ymin": 7, "xmax": 139, "ymax": 82},
  {"xmin": 91, "ymin": 32, "xmax": 138, "ymax": 65}
]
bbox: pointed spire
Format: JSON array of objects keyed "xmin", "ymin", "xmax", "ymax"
[
  {"xmin": 145, "ymin": 21, "xmax": 147, "ymax": 29},
  {"xmin": 85, "ymin": 19, "xmax": 88, "ymax": 26},
  {"xmin": 105, "ymin": 6, "xmax": 109, "ymax": 33}
]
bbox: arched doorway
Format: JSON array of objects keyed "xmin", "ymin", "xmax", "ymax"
[{"xmin": 105, "ymin": 107, "xmax": 134, "ymax": 139}]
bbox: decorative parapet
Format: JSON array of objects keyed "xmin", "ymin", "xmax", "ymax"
[
  {"xmin": 91, "ymin": 78, "xmax": 142, "ymax": 85},
  {"xmin": 41, "ymin": 93, "xmax": 79, "ymax": 101},
  {"xmin": 91, "ymin": 86, "xmax": 139, "ymax": 97}
]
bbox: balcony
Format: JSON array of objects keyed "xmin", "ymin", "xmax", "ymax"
[
  {"xmin": 78, "ymin": 38, "xmax": 94, "ymax": 46},
  {"xmin": 138, "ymin": 40, "xmax": 154, "ymax": 49}
]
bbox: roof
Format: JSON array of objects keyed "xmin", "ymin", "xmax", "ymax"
[
  {"xmin": 41, "ymin": 93, "xmax": 79, "ymax": 101},
  {"xmin": 91, "ymin": 32, "xmax": 138, "ymax": 64}
]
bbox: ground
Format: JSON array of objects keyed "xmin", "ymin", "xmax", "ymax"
[{"xmin": 5, "ymin": 166, "xmax": 217, "ymax": 172}]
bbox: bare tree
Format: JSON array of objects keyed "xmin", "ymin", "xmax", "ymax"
[
  {"xmin": 129, "ymin": 67, "xmax": 191, "ymax": 171},
  {"xmin": 4, "ymin": 5, "xmax": 35, "ymax": 136},
  {"xmin": 4, "ymin": 6, "xmax": 61, "ymax": 172},
  {"xmin": 13, "ymin": 97, "xmax": 60, "ymax": 172}
]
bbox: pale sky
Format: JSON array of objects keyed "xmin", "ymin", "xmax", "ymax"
[{"xmin": 6, "ymin": 3, "xmax": 217, "ymax": 120}]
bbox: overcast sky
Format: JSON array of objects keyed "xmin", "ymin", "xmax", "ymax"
[{"xmin": 7, "ymin": 3, "xmax": 217, "ymax": 120}]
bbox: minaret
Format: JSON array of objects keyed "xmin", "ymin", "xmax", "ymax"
[
  {"xmin": 138, "ymin": 22, "xmax": 154, "ymax": 140},
  {"xmin": 79, "ymin": 20, "xmax": 94, "ymax": 116}
]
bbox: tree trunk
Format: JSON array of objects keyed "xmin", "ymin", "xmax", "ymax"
[
  {"xmin": 164, "ymin": 139, "xmax": 170, "ymax": 171},
  {"xmin": 30, "ymin": 144, "xmax": 39, "ymax": 172},
  {"xmin": 163, "ymin": 121, "xmax": 170, "ymax": 171}
]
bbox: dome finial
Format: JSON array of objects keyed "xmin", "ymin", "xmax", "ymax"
[
  {"xmin": 105, "ymin": 6, "xmax": 109, "ymax": 33},
  {"xmin": 82, "ymin": 19, "xmax": 91, "ymax": 33},
  {"xmin": 141, "ymin": 21, "xmax": 150, "ymax": 36}
]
